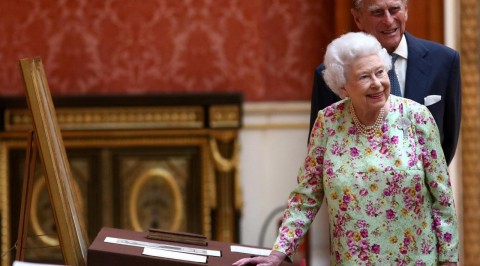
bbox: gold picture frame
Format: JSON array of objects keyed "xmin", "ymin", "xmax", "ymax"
[
  {"xmin": 129, "ymin": 168, "xmax": 184, "ymax": 232},
  {"xmin": 18, "ymin": 57, "xmax": 88, "ymax": 265}
]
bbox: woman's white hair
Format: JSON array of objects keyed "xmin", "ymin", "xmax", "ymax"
[{"xmin": 323, "ymin": 32, "xmax": 391, "ymax": 98}]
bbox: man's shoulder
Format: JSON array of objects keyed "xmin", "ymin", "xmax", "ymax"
[{"xmin": 405, "ymin": 32, "xmax": 458, "ymax": 56}]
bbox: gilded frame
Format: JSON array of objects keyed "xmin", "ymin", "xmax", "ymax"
[
  {"xmin": 459, "ymin": 0, "xmax": 480, "ymax": 264},
  {"xmin": 129, "ymin": 168, "xmax": 184, "ymax": 232},
  {"xmin": 19, "ymin": 58, "xmax": 88, "ymax": 265}
]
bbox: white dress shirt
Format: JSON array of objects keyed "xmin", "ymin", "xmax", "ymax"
[{"xmin": 392, "ymin": 35, "xmax": 408, "ymax": 96}]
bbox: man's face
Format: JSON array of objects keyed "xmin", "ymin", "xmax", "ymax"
[{"xmin": 351, "ymin": 0, "xmax": 408, "ymax": 53}]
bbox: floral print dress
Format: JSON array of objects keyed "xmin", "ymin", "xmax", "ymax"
[{"xmin": 273, "ymin": 95, "xmax": 458, "ymax": 265}]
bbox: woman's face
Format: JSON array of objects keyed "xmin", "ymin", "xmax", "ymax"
[{"xmin": 342, "ymin": 53, "xmax": 390, "ymax": 114}]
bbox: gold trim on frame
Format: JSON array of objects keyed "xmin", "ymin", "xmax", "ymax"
[
  {"xmin": 129, "ymin": 168, "xmax": 184, "ymax": 232},
  {"xmin": 209, "ymin": 105, "xmax": 241, "ymax": 128},
  {"xmin": 30, "ymin": 176, "xmax": 85, "ymax": 247},
  {"xmin": 30, "ymin": 177, "xmax": 59, "ymax": 247},
  {"xmin": 209, "ymin": 137, "xmax": 238, "ymax": 173},
  {"xmin": 5, "ymin": 106, "xmax": 204, "ymax": 131},
  {"xmin": 0, "ymin": 143, "xmax": 11, "ymax": 265}
]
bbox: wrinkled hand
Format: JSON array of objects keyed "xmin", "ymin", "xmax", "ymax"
[
  {"xmin": 439, "ymin": 263, "xmax": 456, "ymax": 266},
  {"xmin": 232, "ymin": 251, "xmax": 286, "ymax": 266}
]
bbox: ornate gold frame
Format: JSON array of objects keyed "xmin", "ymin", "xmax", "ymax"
[
  {"xmin": 29, "ymin": 175, "xmax": 85, "ymax": 248},
  {"xmin": 129, "ymin": 168, "xmax": 184, "ymax": 232},
  {"xmin": 30, "ymin": 177, "xmax": 59, "ymax": 247}
]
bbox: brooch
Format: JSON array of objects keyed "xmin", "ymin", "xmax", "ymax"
[{"xmin": 398, "ymin": 117, "xmax": 411, "ymax": 135}]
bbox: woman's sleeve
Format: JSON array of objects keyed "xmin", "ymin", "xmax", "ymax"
[
  {"xmin": 272, "ymin": 110, "xmax": 328, "ymax": 261},
  {"xmin": 415, "ymin": 105, "xmax": 459, "ymax": 262}
]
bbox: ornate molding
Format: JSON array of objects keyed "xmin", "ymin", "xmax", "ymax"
[
  {"xmin": 5, "ymin": 106, "xmax": 204, "ymax": 131},
  {"xmin": 209, "ymin": 105, "xmax": 242, "ymax": 128},
  {"xmin": 460, "ymin": 0, "xmax": 480, "ymax": 264},
  {"xmin": 128, "ymin": 168, "xmax": 184, "ymax": 232}
]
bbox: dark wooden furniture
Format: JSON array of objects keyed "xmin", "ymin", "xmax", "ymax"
[
  {"xmin": 0, "ymin": 92, "xmax": 242, "ymax": 264},
  {"xmin": 88, "ymin": 227, "xmax": 292, "ymax": 266}
]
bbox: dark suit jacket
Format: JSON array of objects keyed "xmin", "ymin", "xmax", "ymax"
[{"xmin": 308, "ymin": 32, "xmax": 461, "ymax": 165}]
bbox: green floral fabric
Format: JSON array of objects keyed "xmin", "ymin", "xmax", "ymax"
[{"xmin": 273, "ymin": 96, "xmax": 458, "ymax": 265}]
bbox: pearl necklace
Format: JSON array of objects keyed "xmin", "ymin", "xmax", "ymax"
[{"xmin": 350, "ymin": 103, "xmax": 385, "ymax": 138}]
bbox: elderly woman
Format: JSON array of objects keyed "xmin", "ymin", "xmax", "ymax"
[{"xmin": 233, "ymin": 32, "xmax": 458, "ymax": 266}]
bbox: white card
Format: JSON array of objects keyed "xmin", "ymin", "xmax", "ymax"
[
  {"xmin": 230, "ymin": 245, "xmax": 271, "ymax": 256},
  {"xmin": 143, "ymin": 247, "xmax": 207, "ymax": 263},
  {"xmin": 104, "ymin": 236, "xmax": 221, "ymax": 257}
]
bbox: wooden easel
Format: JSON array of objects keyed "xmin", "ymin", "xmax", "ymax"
[
  {"xmin": 14, "ymin": 57, "xmax": 88, "ymax": 265},
  {"xmin": 15, "ymin": 130, "xmax": 37, "ymax": 261}
]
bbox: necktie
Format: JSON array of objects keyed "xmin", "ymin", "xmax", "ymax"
[{"xmin": 388, "ymin": 53, "xmax": 401, "ymax": 97}]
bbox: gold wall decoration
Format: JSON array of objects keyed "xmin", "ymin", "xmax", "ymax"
[
  {"xmin": 5, "ymin": 106, "xmax": 204, "ymax": 131},
  {"xmin": 128, "ymin": 168, "xmax": 184, "ymax": 232},
  {"xmin": 209, "ymin": 132, "xmax": 239, "ymax": 241},
  {"xmin": 460, "ymin": 0, "xmax": 480, "ymax": 264},
  {"xmin": 209, "ymin": 137, "xmax": 238, "ymax": 173},
  {"xmin": 30, "ymin": 177, "xmax": 60, "ymax": 247},
  {"xmin": 209, "ymin": 105, "xmax": 242, "ymax": 128},
  {"xmin": 30, "ymin": 175, "xmax": 85, "ymax": 248}
]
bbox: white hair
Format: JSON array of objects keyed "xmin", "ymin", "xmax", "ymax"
[
  {"xmin": 352, "ymin": 0, "xmax": 408, "ymax": 10},
  {"xmin": 322, "ymin": 32, "xmax": 391, "ymax": 98}
]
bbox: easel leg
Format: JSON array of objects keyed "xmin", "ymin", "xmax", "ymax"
[{"xmin": 15, "ymin": 130, "xmax": 37, "ymax": 261}]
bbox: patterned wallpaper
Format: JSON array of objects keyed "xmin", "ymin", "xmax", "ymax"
[{"xmin": 0, "ymin": 0, "xmax": 333, "ymax": 101}]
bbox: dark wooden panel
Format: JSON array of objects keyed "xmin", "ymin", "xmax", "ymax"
[{"xmin": 407, "ymin": 0, "xmax": 444, "ymax": 43}]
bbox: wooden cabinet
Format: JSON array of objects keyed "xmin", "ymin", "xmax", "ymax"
[{"xmin": 0, "ymin": 93, "xmax": 242, "ymax": 264}]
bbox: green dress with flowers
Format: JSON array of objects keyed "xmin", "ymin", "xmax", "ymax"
[{"xmin": 273, "ymin": 95, "xmax": 458, "ymax": 265}]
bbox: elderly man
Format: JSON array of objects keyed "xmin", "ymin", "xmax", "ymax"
[{"xmin": 309, "ymin": 0, "xmax": 461, "ymax": 166}]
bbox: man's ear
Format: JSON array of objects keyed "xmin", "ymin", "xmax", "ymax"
[{"xmin": 351, "ymin": 9, "xmax": 363, "ymax": 30}]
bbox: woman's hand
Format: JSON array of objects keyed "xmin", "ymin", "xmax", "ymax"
[{"xmin": 232, "ymin": 251, "xmax": 286, "ymax": 266}]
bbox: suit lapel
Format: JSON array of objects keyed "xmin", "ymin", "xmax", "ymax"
[{"xmin": 404, "ymin": 32, "xmax": 431, "ymax": 104}]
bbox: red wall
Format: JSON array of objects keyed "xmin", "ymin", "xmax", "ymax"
[{"xmin": 0, "ymin": 0, "xmax": 333, "ymax": 101}]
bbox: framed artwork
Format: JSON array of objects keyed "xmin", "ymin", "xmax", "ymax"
[{"xmin": 19, "ymin": 57, "xmax": 88, "ymax": 265}]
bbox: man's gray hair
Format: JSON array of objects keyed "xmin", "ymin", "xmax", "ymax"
[
  {"xmin": 352, "ymin": 0, "xmax": 408, "ymax": 10},
  {"xmin": 322, "ymin": 32, "xmax": 391, "ymax": 98}
]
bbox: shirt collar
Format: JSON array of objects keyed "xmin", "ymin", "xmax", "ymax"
[{"xmin": 393, "ymin": 34, "xmax": 408, "ymax": 59}]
